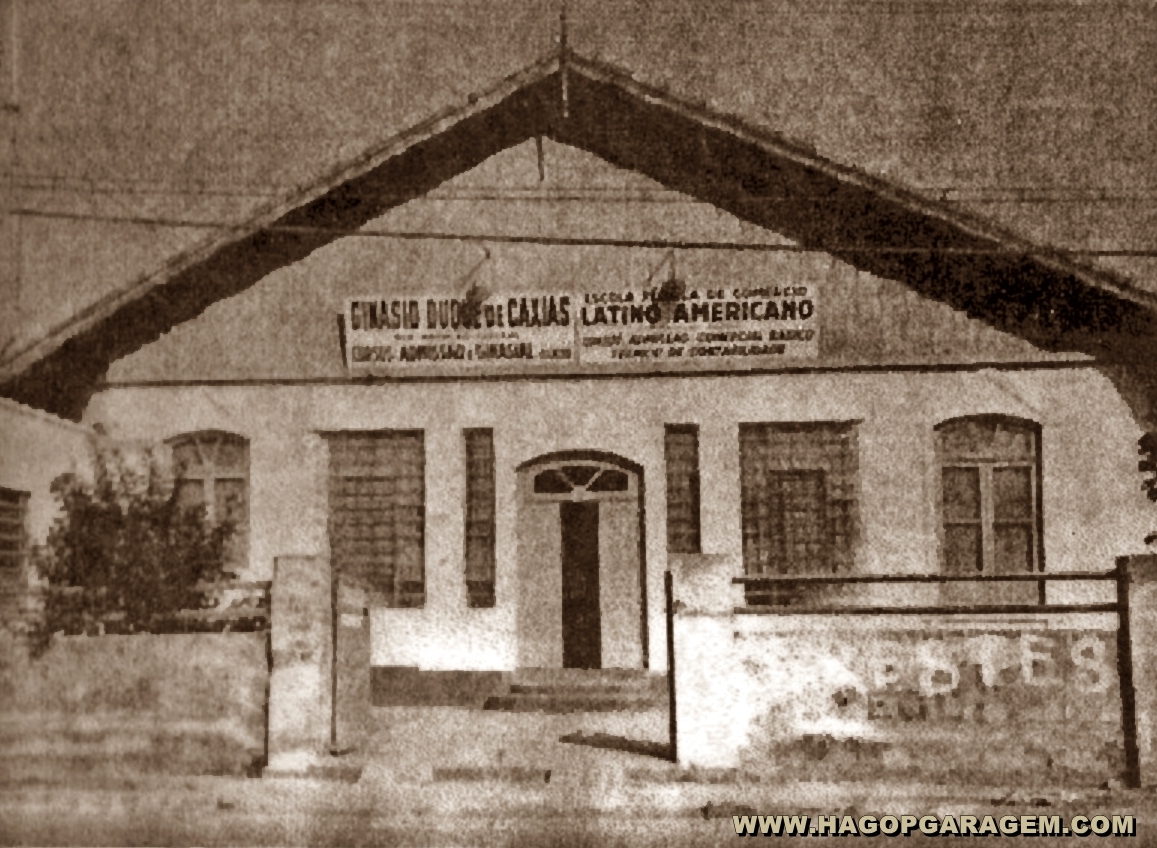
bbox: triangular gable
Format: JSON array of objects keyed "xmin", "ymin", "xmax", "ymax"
[
  {"xmin": 3, "ymin": 50, "xmax": 1155, "ymax": 419},
  {"xmin": 100, "ymin": 140, "xmax": 1065, "ymax": 385}
]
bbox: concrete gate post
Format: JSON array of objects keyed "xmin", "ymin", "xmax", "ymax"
[
  {"xmin": 332, "ymin": 575, "xmax": 372, "ymax": 754},
  {"xmin": 266, "ymin": 554, "xmax": 332, "ymax": 774},
  {"xmin": 1120, "ymin": 554, "xmax": 1157, "ymax": 787},
  {"xmin": 670, "ymin": 553, "xmax": 746, "ymax": 770}
]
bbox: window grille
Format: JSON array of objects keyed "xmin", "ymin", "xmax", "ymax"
[
  {"xmin": 665, "ymin": 425, "xmax": 701, "ymax": 554},
  {"xmin": 739, "ymin": 422, "xmax": 859, "ymax": 604},
  {"xmin": 464, "ymin": 429, "xmax": 496, "ymax": 608},
  {"xmin": 326, "ymin": 431, "xmax": 426, "ymax": 608}
]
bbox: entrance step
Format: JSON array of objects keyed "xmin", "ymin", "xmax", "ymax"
[{"xmin": 483, "ymin": 669, "xmax": 667, "ymax": 714}]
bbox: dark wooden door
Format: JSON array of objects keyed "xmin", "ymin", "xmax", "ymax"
[{"xmin": 560, "ymin": 501, "xmax": 601, "ymax": 669}]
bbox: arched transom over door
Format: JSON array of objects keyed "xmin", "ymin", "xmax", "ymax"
[
  {"xmin": 531, "ymin": 462, "xmax": 635, "ymax": 501},
  {"xmin": 517, "ymin": 457, "xmax": 645, "ymax": 671}
]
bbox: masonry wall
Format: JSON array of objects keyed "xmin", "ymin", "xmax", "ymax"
[
  {"xmin": 673, "ymin": 606, "xmax": 1122, "ymax": 785},
  {"xmin": 0, "ymin": 396, "xmax": 93, "ymax": 547},
  {"xmin": 0, "ymin": 631, "xmax": 268, "ymax": 779},
  {"xmin": 84, "ymin": 364, "xmax": 1152, "ymax": 673}
]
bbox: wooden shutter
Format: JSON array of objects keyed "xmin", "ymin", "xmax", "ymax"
[
  {"xmin": 327, "ymin": 431, "xmax": 425, "ymax": 608},
  {"xmin": 664, "ymin": 425, "xmax": 701, "ymax": 554},
  {"xmin": 464, "ymin": 429, "xmax": 496, "ymax": 608}
]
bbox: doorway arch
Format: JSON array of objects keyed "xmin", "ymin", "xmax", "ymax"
[{"xmin": 515, "ymin": 450, "xmax": 648, "ymax": 670}]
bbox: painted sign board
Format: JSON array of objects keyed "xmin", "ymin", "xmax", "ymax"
[
  {"xmin": 345, "ymin": 292, "xmax": 573, "ymax": 368},
  {"xmin": 343, "ymin": 283, "xmax": 818, "ymax": 373},
  {"xmin": 577, "ymin": 285, "xmax": 817, "ymax": 364}
]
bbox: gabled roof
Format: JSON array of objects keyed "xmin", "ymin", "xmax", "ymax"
[{"xmin": 3, "ymin": 50, "xmax": 1156, "ymax": 420}]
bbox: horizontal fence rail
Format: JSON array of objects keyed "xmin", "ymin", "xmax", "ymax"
[{"xmin": 734, "ymin": 570, "xmax": 1118, "ymax": 616}]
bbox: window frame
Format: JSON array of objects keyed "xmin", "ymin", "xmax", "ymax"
[
  {"xmin": 165, "ymin": 430, "xmax": 250, "ymax": 527},
  {"xmin": 0, "ymin": 487, "xmax": 29, "ymax": 576},
  {"xmin": 935, "ymin": 415, "xmax": 1044, "ymax": 578},
  {"xmin": 664, "ymin": 423, "xmax": 702, "ymax": 555},
  {"xmin": 165, "ymin": 430, "xmax": 250, "ymax": 578},
  {"xmin": 738, "ymin": 421, "xmax": 860, "ymax": 605},
  {"xmin": 463, "ymin": 428, "xmax": 497, "ymax": 609},
  {"xmin": 324, "ymin": 429, "xmax": 427, "ymax": 609}
]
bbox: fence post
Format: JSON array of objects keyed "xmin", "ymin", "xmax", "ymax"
[
  {"xmin": 1118, "ymin": 554, "xmax": 1157, "ymax": 788},
  {"xmin": 665, "ymin": 570, "xmax": 677, "ymax": 763}
]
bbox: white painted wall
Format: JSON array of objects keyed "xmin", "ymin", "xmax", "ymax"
[
  {"xmin": 0, "ymin": 397, "xmax": 94, "ymax": 549},
  {"xmin": 82, "ymin": 365, "xmax": 1153, "ymax": 672}
]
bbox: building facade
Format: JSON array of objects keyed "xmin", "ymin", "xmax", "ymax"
[{"xmin": 65, "ymin": 140, "xmax": 1152, "ymax": 680}]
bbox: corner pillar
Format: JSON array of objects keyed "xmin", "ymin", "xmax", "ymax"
[{"xmin": 266, "ymin": 554, "xmax": 332, "ymax": 774}]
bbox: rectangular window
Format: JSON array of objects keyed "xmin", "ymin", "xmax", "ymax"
[
  {"xmin": 664, "ymin": 424, "xmax": 701, "ymax": 554},
  {"xmin": 0, "ymin": 487, "xmax": 28, "ymax": 573},
  {"xmin": 464, "ymin": 429, "xmax": 496, "ymax": 608},
  {"xmin": 937, "ymin": 416, "xmax": 1041, "ymax": 604},
  {"xmin": 739, "ymin": 423, "xmax": 859, "ymax": 605},
  {"xmin": 326, "ymin": 431, "xmax": 425, "ymax": 608},
  {"xmin": 0, "ymin": 0, "xmax": 17, "ymax": 108}
]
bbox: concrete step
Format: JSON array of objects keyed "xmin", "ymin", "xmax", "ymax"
[
  {"xmin": 482, "ymin": 693, "xmax": 660, "ymax": 713},
  {"xmin": 484, "ymin": 669, "xmax": 667, "ymax": 713},
  {"xmin": 511, "ymin": 667, "xmax": 655, "ymax": 681}
]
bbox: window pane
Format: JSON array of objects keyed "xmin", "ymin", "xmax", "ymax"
[
  {"xmin": 215, "ymin": 438, "xmax": 248, "ymax": 471},
  {"xmin": 763, "ymin": 471, "xmax": 827, "ymax": 573},
  {"xmin": 939, "ymin": 417, "xmax": 1036, "ymax": 461},
  {"xmin": 588, "ymin": 469, "xmax": 628, "ymax": 492},
  {"xmin": 214, "ymin": 479, "xmax": 248, "ymax": 525},
  {"xmin": 942, "ymin": 467, "xmax": 980, "ymax": 522},
  {"xmin": 993, "ymin": 466, "xmax": 1033, "ymax": 522},
  {"xmin": 562, "ymin": 465, "xmax": 599, "ymax": 487},
  {"xmin": 944, "ymin": 524, "xmax": 982, "ymax": 573},
  {"xmin": 994, "ymin": 524, "xmax": 1034, "ymax": 573},
  {"xmin": 170, "ymin": 442, "xmax": 202, "ymax": 474},
  {"xmin": 533, "ymin": 469, "xmax": 572, "ymax": 494},
  {"xmin": 174, "ymin": 479, "xmax": 205, "ymax": 511}
]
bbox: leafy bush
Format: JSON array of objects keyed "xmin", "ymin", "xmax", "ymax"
[
  {"xmin": 31, "ymin": 443, "xmax": 236, "ymax": 652},
  {"xmin": 1142, "ymin": 432, "xmax": 1157, "ymax": 545}
]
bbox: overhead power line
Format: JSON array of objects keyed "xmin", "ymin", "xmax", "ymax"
[
  {"xmin": 11, "ymin": 207, "xmax": 1157, "ymax": 258},
  {"xmin": 12, "ymin": 178, "xmax": 1157, "ymax": 205}
]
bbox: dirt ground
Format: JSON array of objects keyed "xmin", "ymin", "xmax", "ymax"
[{"xmin": 1, "ymin": 705, "xmax": 1152, "ymax": 846}]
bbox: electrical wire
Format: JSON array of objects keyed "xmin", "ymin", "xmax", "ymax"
[
  {"xmin": 10, "ymin": 207, "xmax": 1157, "ymax": 258},
  {"xmin": 12, "ymin": 178, "xmax": 1157, "ymax": 205}
]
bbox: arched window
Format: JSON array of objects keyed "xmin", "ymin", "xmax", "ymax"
[
  {"xmin": 936, "ymin": 415, "xmax": 1041, "ymax": 579},
  {"xmin": 166, "ymin": 431, "xmax": 250, "ymax": 572}
]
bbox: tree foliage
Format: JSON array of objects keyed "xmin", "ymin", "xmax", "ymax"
[
  {"xmin": 1141, "ymin": 432, "xmax": 1157, "ymax": 545},
  {"xmin": 32, "ymin": 443, "xmax": 236, "ymax": 649}
]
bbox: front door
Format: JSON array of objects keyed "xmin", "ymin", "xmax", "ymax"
[
  {"xmin": 560, "ymin": 501, "xmax": 601, "ymax": 669},
  {"xmin": 516, "ymin": 457, "xmax": 644, "ymax": 670}
]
